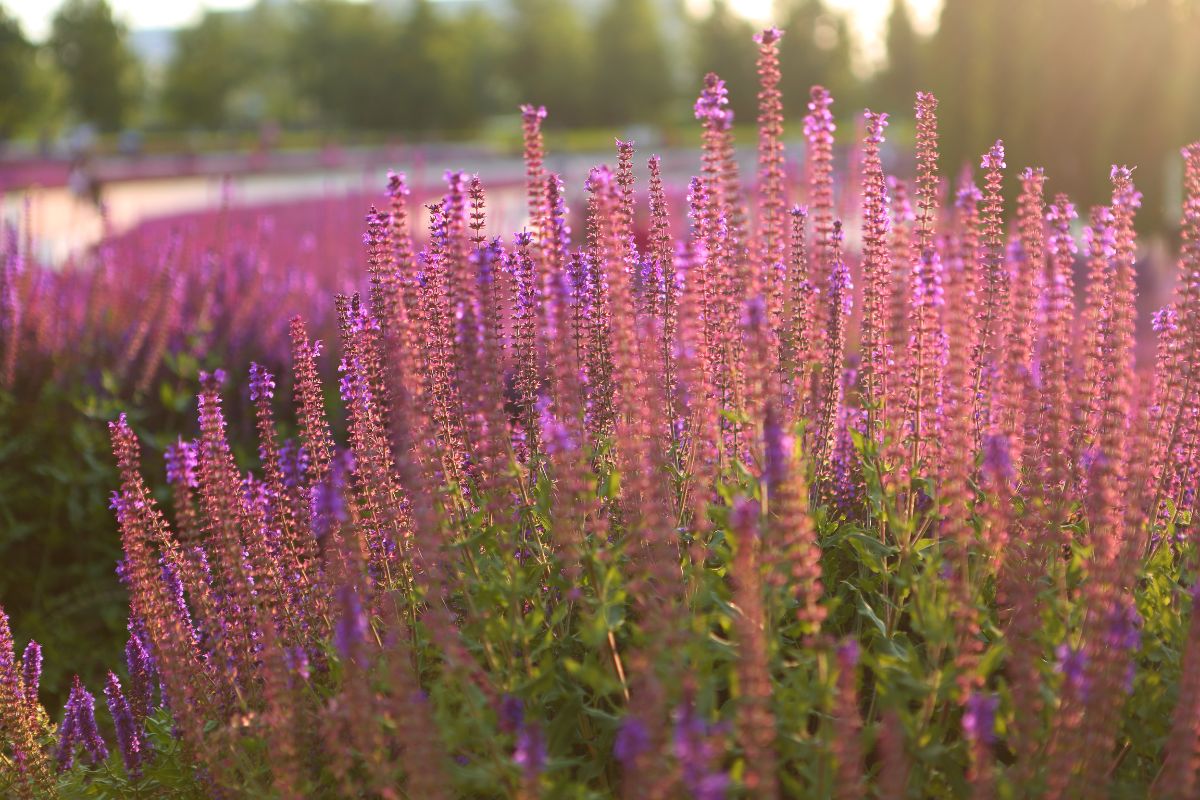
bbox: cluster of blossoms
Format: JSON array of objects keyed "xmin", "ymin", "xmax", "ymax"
[
  {"xmin": 4, "ymin": 25, "xmax": 1200, "ymax": 800},
  {"xmin": 0, "ymin": 193, "xmax": 389, "ymax": 396}
]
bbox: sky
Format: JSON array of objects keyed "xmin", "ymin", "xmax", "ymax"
[{"xmin": 10, "ymin": 0, "xmax": 943, "ymax": 71}]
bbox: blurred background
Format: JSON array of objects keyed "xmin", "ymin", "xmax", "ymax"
[
  {"xmin": 1, "ymin": 0, "xmax": 1198, "ymax": 709},
  {"xmin": 0, "ymin": 0, "xmax": 1198, "ymax": 233}
]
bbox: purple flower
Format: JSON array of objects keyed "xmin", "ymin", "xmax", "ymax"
[
  {"xmin": 837, "ymin": 638, "xmax": 860, "ymax": 669},
  {"xmin": 514, "ymin": 723, "xmax": 547, "ymax": 779},
  {"xmin": 962, "ymin": 692, "xmax": 997, "ymax": 745},
  {"xmin": 1106, "ymin": 602, "xmax": 1142, "ymax": 652},
  {"xmin": 125, "ymin": 630, "xmax": 156, "ymax": 722},
  {"xmin": 803, "ymin": 86, "xmax": 836, "ymax": 141},
  {"xmin": 613, "ymin": 716, "xmax": 651, "ymax": 766},
  {"xmin": 982, "ymin": 434, "xmax": 1013, "ymax": 482},
  {"xmin": 1055, "ymin": 643, "xmax": 1089, "ymax": 697},
  {"xmin": 248, "ymin": 362, "xmax": 276, "ymax": 403},
  {"xmin": 520, "ymin": 104, "xmax": 547, "ymax": 125},
  {"xmin": 499, "ymin": 694, "xmax": 525, "ymax": 733},
  {"xmin": 694, "ymin": 73, "xmax": 733, "ymax": 130},
  {"xmin": 981, "ymin": 141, "xmax": 1005, "ymax": 171},
  {"xmin": 20, "ymin": 640, "xmax": 41, "ymax": 702},
  {"xmin": 754, "ymin": 26, "xmax": 782, "ymax": 45},
  {"xmin": 673, "ymin": 702, "xmax": 728, "ymax": 800},
  {"xmin": 763, "ymin": 404, "xmax": 791, "ymax": 495},
  {"xmin": 164, "ymin": 438, "xmax": 199, "ymax": 488},
  {"xmin": 57, "ymin": 677, "xmax": 109, "ymax": 771},
  {"xmin": 385, "ymin": 170, "xmax": 409, "ymax": 199},
  {"xmin": 334, "ymin": 583, "xmax": 369, "ymax": 668},
  {"xmin": 1153, "ymin": 306, "xmax": 1179, "ymax": 335},
  {"xmin": 105, "ymin": 671, "xmax": 145, "ymax": 778}
]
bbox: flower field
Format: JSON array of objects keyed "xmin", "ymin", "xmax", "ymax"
[{"xmin": 3, "ymin": 25, "xmax": 1200, "ymax": 799}]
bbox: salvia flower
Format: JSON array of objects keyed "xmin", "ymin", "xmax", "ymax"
[
  {"xmin": 514, "ymin": 721, "xmax": 547, "ymax": 781},
  {"xmin": 57, "ymin": 677, "xmax": 109, "ymax": 770},
  {"xmin": 125, "ymin": 630, "xmax": 156, "ymax": 722},
  {"xmin": 105, "ymin": 671, "xmax": 146, "ymax": 777},
  {"xmin": 20, "ymin": 640, "xmax": 41, "ymax": 702},
  {"xmin": 694, "ymin": 73, "xmax": 733, "ymax": 130},
  {"xmin": 613, "ymin": 716, "xmax": 651, "ymax": 767},
  {"xmin": 962, "ymin": 692, "xmax": 998, "ymax": 746}
]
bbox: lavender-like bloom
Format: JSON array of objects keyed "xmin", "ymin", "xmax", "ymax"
[
  {"xmin": 105, "ymin": 672, "xmax": 145, "ymax": 777},
  {"xmin": 386, "ymin": 169, "xmax": 409, "ymax": 199},
  {"xmin": 1152, "ymin": 306, "xmax": 1179, "ymax": 335},
  {"xmin": 499, "ymin": 694, "xmax": 525, "ymax": 733},
  {"xmin": 248, "ymin": 362, "xmax": 276, "ymax": 403},
  {"xmin": 1106, "ymin": 602, "xmax": 1142, "ymax": 652},
  {"xmin": 981, "ymin": 141, "xmax": 1006, "ymax": 172},
  {"xmin": 278, "ymin": 439, "xmax": 309, "ymax": 489},
  {"xmin": 613, "ymin": 716, "xmax": 651, "ymax": 767},
  {"xmin": 1055, "ymin": 643, "xmax": 1089, "ymax": 697},
  {"xmin": 125, "ymin": 631, "xmax": 156, "ymax": 723},
  {"xmin": 982, "ymin": 433, "xmax": 1014, "ymax": 482},
  {"xmin": 803, "ymin": 86, "xmax": 836, "ymax": 145},
  {"xmin": 334, "ymin": 582, "xmax": 369, "ymax": 668},
  {"xmin": 164, "ymin": 437, "xmax": 199, "ymax": 488},
  {"xmin": 673, "ymin": 702, "xmax": 729, "ymax": 800},
  {"xmin": 57, "ymin": 677, "xmax": 109, "ymax": 770},
  {"xmin": 694, "ymin": 73, "xmax": 733, "ymax": 130},
  {"xmin": 520, "ymin": 103, "xmax": 547, "ymax": 126},
  {"xmin": 20, "ymin": 640, "xmax": 41, "ymax": 702},
  {"xmin": 312, "ymin": 450, "xmax": 351, "ymax": 540},
  {"xmin": 962, "ymin": 692, "xmax": 998, "ymax": 745},
  {"xmin": 837, "ymin": 638, "xmax": 860, "ymax": 669},
  {"xmin": 513, "ymin": 722, "xmax": 547, "ymax": 780},
  {"xmin": 763, "ymin": 402, "xmax": 791, "ymax": 495}
]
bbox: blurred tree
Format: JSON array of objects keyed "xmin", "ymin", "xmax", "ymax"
[
  {"xmin": 876, "ymin": 0, "xmax": 923, "ymax": 114},
  {"xmin": 592, "ymin": 0, "xmax": 674, "ymax": 125},
  {"xmin": 290, "ymin": 0, "xmax": 398, "ymax": 130},
  {"xmin": 451, "ymin": 5, "xmax": 506, "ymax": 125},
  {"xmin": 0, "ymin": 6, "xmax": 37, "ymax": 139},
  {"xmin": 393, "ymin": 0, "xmax": 480, "ymax": 132},
  {"xmin": 775, "ymin": 0, "xmax": 856, "ymax": 119},
  {"xmin": 162, "ymin": 12, "xmax": 250, "ymax": 130},
  {"xmin": 692, "ymin": 0, "xmax": 758, "ymax": 122},
  {"xmin": 49, "ymin": 0, "xmax": 139, "ymax": 133},
  {"xmin": 507, "ymin": 0, "xmax": 594, "ymax": 126}
]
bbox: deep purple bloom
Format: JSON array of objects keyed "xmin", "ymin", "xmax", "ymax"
[
  {"xmin": 673, "ymin": 702, "xmax": 728, "ymax": 800},
  {"xmin": 20, "ymin": 640, "xmax": 41, "ymax": 702},
  {"xmin": 694, "ymin": 73, "xmax": 733, "ymax": 130},
  {"xmin": 982, "ymin": 433, "xmax": 1014, "ymax": 482},
  {"xmin": 763, "ymin": 403, "xmax": 791, "ymax": 495},
  {"xmin": 386, "ymin": 170, "xmax": 409, "ymax": 199},
  {"xmin": 499, "ymin": 694, "xmax": 525, "ymax": 733},
  {"xmin": 105, "ymin": 671, "xmax": 145, "ymax": 777},
  {"xmin": 334, "ymin": 583, "xmax": 369, "ymax": 668},
  {"xmin": 164, "ymin": 438, "xmax": 199, "ymax": 488},
  {"xmin": 57, "ymin": 677, "xmax": 109, "ymax": 770},
  {"xmin": 514, "ymin": 723, "xmax": 547, "ymax": 779},
  {"xmin": 248, "ymin": 362, "xmax": 276, "ymax": 403},
  {"xmin": 520, "ymin": 104, "xmax": 547, "ymax": 125},
  {"xmin": 613, "ymin": 716, "xmax": 651, "ymax": 766},
  {"xmin": 962, "ymin": 692, "xmax": 997, "ymax": 745},
  {"xmin": 981, "ymin": 141, "xmax": 1006, "ymax": 171},
  {"xmin": 1055, "ymin": 643, "xmax": 1089, "ymax": 697},
  {"xmin": 1152, "ymin": 306, "xmax": 1179, "ymax": 335},
  {"xmin": 1106, "ymin": 602, "xmax": 1142, "ymax": 652},
  {"xmin": 125, "ymin": 631, "xmax": 156, "ymax": 722},
  {"xmin": 837, "ymin": 638, "xmax": 860, "ymax": 669}
]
